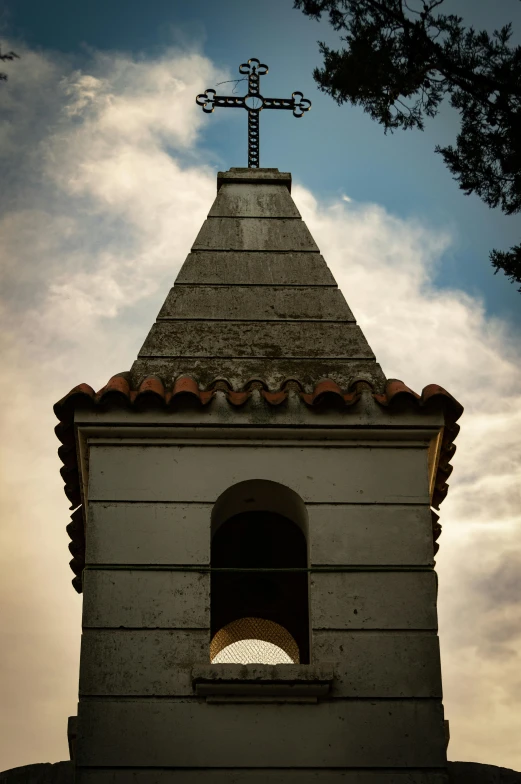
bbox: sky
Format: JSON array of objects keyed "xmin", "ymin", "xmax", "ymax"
[{"xmin": 0, "ymin": 0, "xmax": 520, "ymax": 774}]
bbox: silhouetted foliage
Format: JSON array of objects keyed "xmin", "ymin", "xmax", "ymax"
[
  {"xmin": 294, "ymin": 0, "xmax": 521, "ymax": 291},
  {"xmin": 0, "ymin": 45, "xmax": 19, "ymax": 82}
]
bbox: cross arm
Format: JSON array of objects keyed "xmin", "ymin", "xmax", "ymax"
[
  {"xmin": 196, "ymin": 90, "xmax": 246, "ymax": 113},
  {"xmin": 262, "ymin": 92, "xmax": 312, "ymax": 117}
]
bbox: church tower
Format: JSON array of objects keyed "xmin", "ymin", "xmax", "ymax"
[{"xmin": 55, "ymin": 166, "xmax": 462, "ymax": 783}]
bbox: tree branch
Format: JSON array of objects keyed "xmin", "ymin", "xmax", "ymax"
[{"xmin": 364, "ymin": 0, "xmax": 519, "ymax": 101}]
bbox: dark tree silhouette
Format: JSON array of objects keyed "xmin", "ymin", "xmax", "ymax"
[
  {"xmin": 295, "ymin": 0, "xmax": 521, "ymax": 291},
  {"xmin": 0, "ymin": 45, "xmax": 19, "ymax": 82}
]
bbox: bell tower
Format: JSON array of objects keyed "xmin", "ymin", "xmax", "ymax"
[{"xmin": 55, "ymin": 167, "xmax": 462, "ymax": 783}]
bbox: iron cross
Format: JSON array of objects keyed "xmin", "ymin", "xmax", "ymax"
[{"xmin": 196, "ymin": 58, "xmax": 311, "ymax": 168}]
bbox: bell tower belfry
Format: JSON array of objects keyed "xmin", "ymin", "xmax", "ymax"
[{"xmin": 55, "ymin": 167, "xmax": 462, "ymax": 783}]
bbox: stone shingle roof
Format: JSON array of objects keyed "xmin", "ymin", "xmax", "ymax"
[{"xmin": 130, "ymin": 167, "xmax": 386, "ymax": 392}]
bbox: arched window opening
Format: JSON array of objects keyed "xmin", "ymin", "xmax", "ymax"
[
  {"xmin": 210, "ymin": 617, "xmax": 299, "ymax": 664},
  {"xmin": 211, "ymin": 480, "xmax": 310, "ymax": 664}
]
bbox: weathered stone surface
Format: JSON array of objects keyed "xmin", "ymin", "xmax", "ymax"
[
  {"xmin": 80, "ymin": 630, "xmax": 209, "ymax": 695},
  {"xmin": 175, "ymin": 251, "xmax": 336, "ymax": 286},
  {"xmin": 87, "ymin": 502, "xmax": 434, "ymax": 570},
  {"xmin": 311, "ymin": 571, "xmax": 438, "ymax": 630},
  {"xmin": 309, "ymin": 505, "xmax": 434, "ymax": 566},
  {"xmin": 193, "ymin": 218, "xmax": 319, "ymax": 252},
  {"xmin": 79, "ymin": 629, "xmax": 440, "ymax": 698},
  {"xmin": 81, "ymin": 657, "xmax": 334, "ymax": 698},
  {"xmin": 138, "ymin": 321, "xmax": 374, "ymax": 358},
  {"xmin": 88, "ymin": 444, "xmax": 430, "ymax": 505},
  {"xmin": 76, "ymin": 699, "xmax": 446, "ymax": 768},
  {"xmin": 82, "ymin": 570, "xmax": 210, "ymax": 629},
  {"xmin": 157, "ymin": 286, "xmax": 354, "ymax": 322},
  {"xmin": 209, "ymin": 183, "xmax": 301, "ymax": 218},
  {"xmin": 130, "ymin": 356, "xmax": 385, "ymax": 391},
  {"xmin": 77, "ymin": 770, "xmax": 449, "ymax": 783},
  {"xmin": 313, "ymin": 631, "xmax": 441, "ymax": 697},
  {"xmin": 0, "ymin": 762, "xmax": 73, "ymax": 783},
  {"xmin": 86, "ymin": 503, "xmax": 211, "ymax": 565}
]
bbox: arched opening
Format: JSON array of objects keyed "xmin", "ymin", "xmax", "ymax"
[
  {"xmin": 210, "ymin": 617, "xmax": 300, "ymax": 664},
  {"xmin": 210, "ymin": 480, "xmax": 310, "ymax": 664}
]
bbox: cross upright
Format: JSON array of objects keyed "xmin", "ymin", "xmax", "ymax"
[{"xmin": 196, "ymin": 58, "xmax": 311, "ymax": 168}]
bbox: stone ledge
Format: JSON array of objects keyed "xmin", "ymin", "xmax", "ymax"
[
  {"xmin": 217, "ymin": 168, "xmax": 292, "ymax": 192},
  {"xmin": 192, "ymin": 663, "xmax": 334, "ymax": 701}
]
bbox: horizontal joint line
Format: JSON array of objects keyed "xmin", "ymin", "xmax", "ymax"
[
  {"xmin": 87, "ymin": 500, "xmax": 430, "ymax": 506},
  {"xmin": 82, "ymin": 628, "xmax": 210, "ymax": 633},
  {"xmin": 173, "ymin": 283, "xmax": 337, "ymax": 288},
  {"xmin": 79, "ymin": 695, "xmax": 442, "ymax": 702},
  {"xmin": 155, "ymin": 318, "xmax": 355, "ymax": 324},
  {"xmin": 83, "ymin": 565, "xmax": 434, "ymax": 573},
  {"xmin": 191, "ymin": 249, "xmax": 320, "ymax": 253},
  {"xmin": 206, "ymin": 216, "xmax": 303, "ymax": 221},
  {"xmin": 170, "ymin": 280, "xmax": 338, "ymax": 291},
  {"xmin": 137, "ymin": 356, "xmax": 377, "ymax": 360},
  {"xmin": 187, "ymin": 249, "xmax": 323, "ymax": 254},
  {"xmin": 80, "ymin": 628, "xmax": 438, "ymax": 635}
]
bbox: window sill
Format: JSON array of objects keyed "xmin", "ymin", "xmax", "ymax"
[{"xmin": 192, "ymin": 664, "xmax": 334, "ymax": 703}]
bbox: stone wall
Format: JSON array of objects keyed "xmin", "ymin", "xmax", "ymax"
[{"xmin": 74, "ymin": 411, "xmax": 447, "ymax": 780}]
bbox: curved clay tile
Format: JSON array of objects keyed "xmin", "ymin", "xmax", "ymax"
[
  {"xmin": 53, "ymin": 383, "xmax": 96, "ymax": 422},
  {"xmin": 72, "ymin": 575, "xmax": 82, "ymax": 593},
  {"xmin": 59, "ymin": 463, "xmax": 77, "ymax": 483},
  {"xmin": 262, "ymin": 389, "xmax": 288, "ymax": 405},
  {"xmin": 421, "ymin": 383, "xmax": 463, "ymax": 416},
  {"xmin": 300, "ymin": 379, "xmax": 345, "ymax": 406},
  {"xmin": 171, "ymin": 376, "xmax": 215, "ymax": 405},
  {"xmin": 137, "ymin": 375, "xmax": 165, "ymax": 395},
  {"xmin": 133, "ymin": 375, "xmax": 167, "ymax": 406},
  {"xmin": 96, "ymin": 373, "xmax": 132, "ymax": 405},
  {"xmin": 226, "ymin": 389, "xmax": 251, "ymax": 406},
  {"xmin": 58, "ymin": 443, "xmax": 76, "ymax": 470},
  {"xmin": 373, "ymin": 379, "xmax": 421, "ymax": 406},
  {"xmin": 68, "ymin": 540, "xmax": 84, "ymax": 559},
  {"xmin": 69, "ymin": 557, "xmax": 84, "ymax": 577},
  {"xmin": 54, "ymin": 421, "xmax": 73, "ymax": 447}
]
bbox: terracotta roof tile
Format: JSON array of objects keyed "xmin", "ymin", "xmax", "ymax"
[
  {"xmin": 54, "ymin": 374, "xmax": 463, "ymax": 592},
  {"xmin": 300, "ymin": 379, "xmax": 361, "ymax": 406}
]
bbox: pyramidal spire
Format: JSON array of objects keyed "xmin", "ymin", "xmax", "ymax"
[{"xmin": 131, "ymin": 168, "xmax": 386, "ymax": 393}]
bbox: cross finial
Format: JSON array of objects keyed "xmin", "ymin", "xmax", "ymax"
[{"xmin": 196, "ymin": 58, "xmax": 311, "ymax": 168}]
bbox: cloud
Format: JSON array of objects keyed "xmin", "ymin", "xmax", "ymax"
[{"xmin": 0, "ymin": 41, "xmax": 520, "ymax": 772}]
